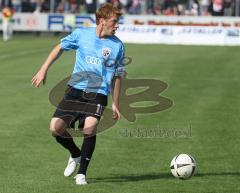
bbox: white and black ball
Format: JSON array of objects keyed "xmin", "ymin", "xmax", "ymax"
[{"xmin": 170, "ymin": 154, "xmax": 197, "ymax": 179}]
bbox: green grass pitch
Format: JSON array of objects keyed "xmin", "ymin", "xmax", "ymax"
[{"xmin": 0, "ymin": 35, "xmax": 240, "ymax": 193}]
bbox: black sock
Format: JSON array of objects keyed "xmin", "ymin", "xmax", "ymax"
[
  {"xmin": 78, "ymin": 135, "xmax": 96, "ymax": 175},
  {"xmin": 55, "ymin": 136, "xmax": 81, "ymax": 158}
]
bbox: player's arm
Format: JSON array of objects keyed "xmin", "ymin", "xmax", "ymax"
[
  {"xmin": 111, "ymin": 43, "xmax": 125, "ymax": 120},
  {"xmin": 111, "ymin": 76, "xmax": 122, "ymax": 120},
  {"xmin": 31, "ymin": 44, "xmax": 63, "ymax": 87}
]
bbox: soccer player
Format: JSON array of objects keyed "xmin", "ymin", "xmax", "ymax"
[{"xmin": 31, "ymin": 3, "xmax": 125, "ymax": 185}]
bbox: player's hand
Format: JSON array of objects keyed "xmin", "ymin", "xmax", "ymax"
[
  {"xmin": 31, "ymin": 69, "xmax": 47, "ymax": 87},
  {"xmin": 112, "ymin": 103, "xmax": 121, "ymax": 120}
]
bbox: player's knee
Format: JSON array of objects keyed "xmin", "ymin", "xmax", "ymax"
[
  {"xmin": 49, "ymin": 118, "xmax": 66, "ymax": 136},
  {"xmin": 83, "ymin": 117, "xmax": 98, "ymax": 135},
  {"xmin": 82, "ymin": 125, "xmax": 96, "ymax": 136},
  {"xmin": 49, "ymin": 123, "xmax": 58, "ymax": 136},
  {"xmin": 83, "ymin": 128, "xmax": 95, "ymax": 136}
]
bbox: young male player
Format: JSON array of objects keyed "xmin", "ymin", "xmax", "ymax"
[{"xmin": 32, "ymin": 3, "xmax": 125, "ymax": 185}]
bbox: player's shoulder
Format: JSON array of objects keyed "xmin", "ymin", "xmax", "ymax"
[
  {"xmin": 109, "ymin": 35, "xmax": 123, "ymax": 44},
  {"xmin": 108, "ymin": 35, "xmax": 124, "ymax": 50}
]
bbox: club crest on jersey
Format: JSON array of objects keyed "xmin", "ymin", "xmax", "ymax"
[{"xmin": 102, "ymin": 47, "xmax": 111, "ymax": 59}]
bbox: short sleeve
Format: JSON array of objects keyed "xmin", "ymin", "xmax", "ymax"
[
  {"xmin": 114, "ymin": 44, "xmax": 125, "ymax": 77},
  {"xmin": 60, "ymin": 28, "xmax": 80, "ymax": 51}
]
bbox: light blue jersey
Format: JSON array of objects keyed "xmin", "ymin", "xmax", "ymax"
[{"xmin": 60, "ymin": 27, "xmax": 125, "ymax": 96}]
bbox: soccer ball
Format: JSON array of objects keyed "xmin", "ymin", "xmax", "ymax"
[{"xmin": 170, "ymin": 154, "xmax": 196, "ymax": 179}]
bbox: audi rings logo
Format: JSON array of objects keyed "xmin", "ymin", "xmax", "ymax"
[{"xmin": 85, "ymin": 56, "xmax": 102, "ymax": 65}]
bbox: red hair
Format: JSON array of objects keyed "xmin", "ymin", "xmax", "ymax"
[{"xmin": 95, "ymin": 3, "xmax": 122, "ymax": 25}]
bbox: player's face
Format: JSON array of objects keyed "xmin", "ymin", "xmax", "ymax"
[{"xmin": 102, "ymin": 14, "xmax": 119, "ymax": 36}]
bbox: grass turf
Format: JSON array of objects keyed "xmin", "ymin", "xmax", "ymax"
[{"xmin": 0, "ymin": 35, "xmax": 240, "ymax": 193}]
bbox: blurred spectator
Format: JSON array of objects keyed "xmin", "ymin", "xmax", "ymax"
[
  {"xmin": 21, "ymin": 0, "xmax": 35, "ymax": 12},
  {"xmin": 224, "ymin": 0, "xmax": 234, "ymax": 16},
  {"xmin": 30, "ymin": 0, "xmax": 38, "ymax": 10},
  {"xmin": 186, "ymin": 0, "xmax": 200, "ymax": 15},
  {"xmin": 108, "ymin": 0, "xmax": 124, "ymax": 11},
  {"xmin": 2, "ymin": 6, "xmax": 14, "ymax": 41},
  {"xmin": 200, "ymin": 0, "xmax": 210, "ymax": 15},
  {"xmin": 78, "ymin": 0, "xmax": 87, "ymax": 14},
  {"xmin": 85, "ymin": 0, "xmax": 97, "ymax": 13},
  {"xmin": 126, "ymin": 0, "xmax": 142, "ymax": 14},
  {"xmin": 0, "ymin": 0, "xmax": 239, "ymax": 16},
  {"xmin": 146, "ymin": 0, "xmax": 155, "ymax": 14},
  {"xmin": 177, "ymin": 4, "xmax": 186, "ymax": 15},
  {"xmin": 208, "ymin": 0, "xmax": 224, "ymax": 16},
  {"xmin": 70, "ymin": 0, "xmax": 78, "ymax": 12},
  {"xmin": 12, "ymin": 0, "xmax": 21, "ymax": 12},
  {"xmin": 1, "ymin": 0, "xmax": 13, "ymax": 8},
  {"xmin": 19, "ymin": 0, "xmax": 42, "ymax": 12},
  {"xmin": 56, "ymin": 0, "xmax": 64, "ymax": 12},
  {"xmin": 61, "ymin": 0, "xmax": 79, "ymax": 13},
  {"xmin": 41, "ymin": 0, "xmax": 50, "ymax": 12},
  {"xmin": 162, "ymin": 0, "xmax": 178, "ymax": 15},
  {"xmin": 153, "ymin": 0, "xmax": 164, "ymax": 15}
]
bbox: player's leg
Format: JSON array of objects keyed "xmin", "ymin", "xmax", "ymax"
[
  {"xmin": 50, "ymin": 117, "xmax": 81, "ymax": 157},
  {"xmin": 50, "ymin": 117, "xmax": 81, "ymax": 176},
  {"xmin": 75, "ymin": 116, "xmax": 99, "ymax": 185},
  {"xmin": 2, "ymin": 21, "xmax": 8, "ymax": 41},
  {"xmin": 8, "ymin": 22, "xmax": 13, "ymax": 40},
  {"xmin": 50, "ymin": 117, "xmax": 68, "ymax": 136},
  {"xmin": 73, "ymin": 89, "xmax": 107, "ymax": 184}
]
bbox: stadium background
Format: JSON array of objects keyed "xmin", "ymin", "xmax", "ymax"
[{"xmin": 1, "ymin": 0, "xmax": 240, "ymax": 193}]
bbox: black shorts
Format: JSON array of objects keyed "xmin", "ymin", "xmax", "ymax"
[{"xmin": 53, "ymin": 86, "xmax": 108, "ymax": 129}]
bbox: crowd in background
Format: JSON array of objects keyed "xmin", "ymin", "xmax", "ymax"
[{"xmin": 0, "ymin": 0, "xmax": 237, "ymax": 16}]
